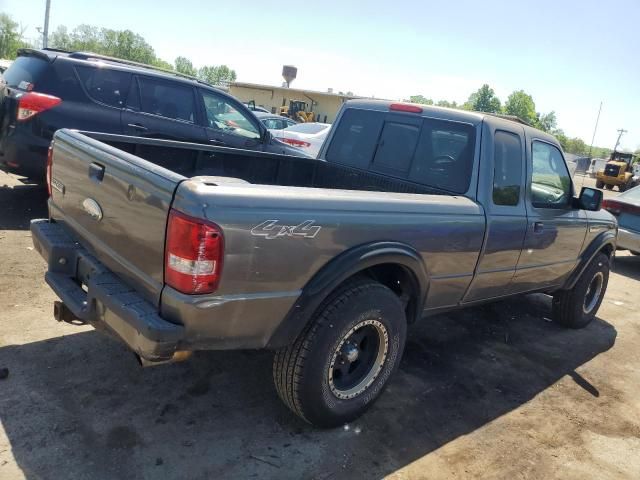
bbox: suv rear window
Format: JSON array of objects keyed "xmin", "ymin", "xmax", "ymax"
[
  {"xmin": 3, "ymin": 56, "xmax": 49, "ymax": 89},
  {"xmin": 326, "ymin": 108, "xmax": 476, "ymax": 193},
  {"xmin": 75, "ymin": 65, "xmax": 131, "ymax": 108}
]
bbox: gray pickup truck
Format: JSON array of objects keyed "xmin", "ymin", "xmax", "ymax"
[{"xmin": 32, "ymin": 100, "xmax": 617, "ymax": 427}]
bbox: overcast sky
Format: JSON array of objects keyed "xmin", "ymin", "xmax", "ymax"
[{"xmin": 4, "ymin": 0, "xmax": 639, "ymax": 151}]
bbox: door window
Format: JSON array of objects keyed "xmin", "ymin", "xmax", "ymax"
[
  {"xmin": 75, "ymin": 65, "xmax": 131, "ymax": 108},
  {"xmin": 493, "ymin": 131, "xmax": 522, "ymax": 206},
  {"xmin": 531, "ymin": 141, "xmax": 572, "ymax": 208},
  {"xmin": 201, "ymin": 90, "xmax": 260, "ymax": 139},
  {"xmin": 138, "ymin": 77, "xmax": 196, "ymax": 122}
]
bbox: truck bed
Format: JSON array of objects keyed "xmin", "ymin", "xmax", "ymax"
[{"xmin": 89, "ymin": 131, "xmax": 447, "ymax": 195}]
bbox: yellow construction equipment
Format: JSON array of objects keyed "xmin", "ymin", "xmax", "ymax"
[{"xmin": 280, "ymin": 100, "xmax": 316, "ymax": 123}]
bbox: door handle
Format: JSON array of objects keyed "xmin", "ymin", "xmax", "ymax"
[
  {"xmin": 127, "ymin": 123, "xmax": 148, "ymax": 131},
  {"xmin": 88, "ymin": 162, "xmax": 105, "ymax": 183},
  {"xmin": 209, "ymin": 139, "xmax": 226, "ymax": 146},
  {"xmin": 533, "ymin": 221, "xmax": 544, "ymax": 233}
]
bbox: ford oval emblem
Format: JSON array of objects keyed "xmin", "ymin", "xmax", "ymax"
[{"xmin": 82, "ymin": 198, "xmax": 103, "ymax": 221}]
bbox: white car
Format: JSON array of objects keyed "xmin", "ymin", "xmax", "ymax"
[{"xmin": 271, "ymin": 122, "xmax": 331, "ymax": 158}]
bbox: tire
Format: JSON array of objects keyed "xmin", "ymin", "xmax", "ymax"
[
  {"xmin": 619, "ymin": 182, "xmax": 628, "ymax": 192},
  {"xmin": 273, "ymin": 277, "xmax": 406, "ymax": 427},
  {"xmin": 595, "ymin": 180, "xmax": 604, "ymax": 189},
  {"xmin": 605, "ymin": 184, "xmax": 614, "ymax": 190},
  {"xmin": 552, "ymin": 253, "xmax": 609, "ymax": 329}
]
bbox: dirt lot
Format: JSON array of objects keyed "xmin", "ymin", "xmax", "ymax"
[{"xmin": 1, "ymin": 169, "xmax": 639, "ymax": 479}]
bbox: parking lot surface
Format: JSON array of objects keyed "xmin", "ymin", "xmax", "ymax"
[{"xmin": 1, "ymin": 169, "xmax": 639, "ymax": 479}]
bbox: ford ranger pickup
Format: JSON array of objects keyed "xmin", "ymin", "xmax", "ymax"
[{"xmin": 31, "ymin": 100, "xmax": 617, "ymax": 427}]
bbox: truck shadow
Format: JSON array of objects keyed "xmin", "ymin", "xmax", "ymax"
[
  {"xmin": 0, "ymin": 176, "xmax": 48, "ymax": 230},
  {"xmin": 0, "ymin": 294, "xmax": 616, "ymax": 479},
  {"xmin": 613, "ymin": 254, "xmax": 640, "ymax": 281}
]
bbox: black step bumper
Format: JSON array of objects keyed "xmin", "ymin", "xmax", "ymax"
[{"xmin": 30, "ymin": 219, "xmax": 184, "ymax": 362}]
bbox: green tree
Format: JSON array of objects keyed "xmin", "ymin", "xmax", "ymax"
[
  {"xmin": 49, "ymin": 24, "xmax": 169, "ymax": 67},
  {"xmin": 408, "ymin": 95, "xmax": 433, "ymax": 105},
  {"xmin": 175, "ymin": 56, "xmax": 197, "ymax": 76},
  {"xmin": 436, "ymin": 100, "xmax": 458, "ymax": 108},
  {"xmin": 536, "ymin": 111, "xmax": 557, "ymax": 132},
  {"xmin": 463, "ymin": 84, "xmax": 501, "ymax": 113},
  {"xmin": 0, "ymin": 13, "xmax": 30, "ymax": 59},
  {"xmin": 563, "ymin": 137, "xmax": 587, "ymax": 155},
  {"xmin": 197, "ymin": 65, "xmax": 237, "ymax": 86},
  {"xmin": 504, "ymin": 90, "xmax": 538, "ymax": 125}
]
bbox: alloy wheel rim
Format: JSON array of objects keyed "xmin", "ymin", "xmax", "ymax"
[
  {"xmin": 583, "ymin": 271, "xmax": 604, "ymax": 315},
  {"xmin": 328, "ymin": 319, "xmax": 389, "ymax": 400}
]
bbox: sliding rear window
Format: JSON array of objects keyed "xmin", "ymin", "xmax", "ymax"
[{"xmin": 326, "ymin": 108, "xmax": 476, "ymax": 193}]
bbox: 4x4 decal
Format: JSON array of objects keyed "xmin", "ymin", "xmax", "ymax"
[{"xmin": 251, "ymin": 220, "xmax": 321, "ymax": 239}]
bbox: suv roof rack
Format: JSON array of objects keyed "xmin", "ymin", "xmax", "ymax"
[{"xmin": 67, "ymin": 51, "xmax": 213, "ymax": 87}]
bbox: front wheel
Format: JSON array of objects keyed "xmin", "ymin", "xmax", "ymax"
[
  {"xmin": 605, "ymin": 184, "xmax": 614, "ymax": 190},
  {"xmin": 273, "ymin": 278, "xmax": 406, "ymax": 427},
  {"xmin": 595, "ymin": 179, "xmax": 604, "ymax": 189},
  {"xmin": 552, "ymin": 253, "xmax": 609, "ymax": 329}
]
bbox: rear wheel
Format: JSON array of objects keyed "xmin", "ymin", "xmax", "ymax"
[
  {"xmin": 273, "ymin": 277, "xmax": 406, "ymax": 427},
  {"xmin": 552, "ymin": 253, "xmax": 609, "ymax": 329}
]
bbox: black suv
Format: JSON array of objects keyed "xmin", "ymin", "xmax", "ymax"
[{"xmin": 0, "ymin": 48, "xmax": 305, "ymax": 178}]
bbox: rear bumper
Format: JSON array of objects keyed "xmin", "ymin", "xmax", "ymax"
[
  {"xmin": 0, "ymin": 126, "xmax": 49, "ymax": 178},
  {"xmin": 617, "ymin": 227, "xmax": 640, "ymax": 253},
  {"xmin": 31, "ymin": 219, "xmax": 184, "ymax": 362}
]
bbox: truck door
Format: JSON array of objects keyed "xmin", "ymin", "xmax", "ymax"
[
  {"xmin": 463, "ymin": 123, "xmax": 528, "ymax": 302},
  {"xmin": 512, "ymin": 138, "xmax": 587, "ymax": 290}
]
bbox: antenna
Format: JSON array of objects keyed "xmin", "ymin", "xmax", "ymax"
[{"xmin": 581, "ymin": 101, "xmax": 603, "ymax": 190}]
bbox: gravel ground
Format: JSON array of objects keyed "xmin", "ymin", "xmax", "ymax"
[{"xmin": 0, "ymin": 169, "xmax": 639, "ymax": 479}]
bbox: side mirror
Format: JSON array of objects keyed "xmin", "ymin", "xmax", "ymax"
[{"xmin": 576, "ymin": 187, "xmax": 603, "ymax": 211}]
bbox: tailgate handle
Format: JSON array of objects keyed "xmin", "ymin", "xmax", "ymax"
[{"xmin": 89, "ymin": 162, "xmax": 105, "ymax": 183}]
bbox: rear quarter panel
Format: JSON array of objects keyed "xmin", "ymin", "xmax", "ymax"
[{"xmin": 171, "ymin": 180, "xmax": 486, "ymax": 311}]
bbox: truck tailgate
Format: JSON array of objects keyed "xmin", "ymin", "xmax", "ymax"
[{"xmin": 48, "ymin": 129, "xmax": 184, "ymax": 305}]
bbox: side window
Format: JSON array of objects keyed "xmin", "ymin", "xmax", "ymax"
[
  {"xmin": 409, "ymin": 119, "xmax": 475, "ymax": 193},
  {"xmin": 75, "ymin": 65, "xmax": 131, "ymax": 108},
  {"xmin": 126, "ymin": 77, "xmax": 140, "ymax": 111},
  {"xmin": 286, "ymin": 119, "xmax": 297, "ymax": 128},
  {"xmin": 325, "ymin": 109, "xmax": 385, "ymax": 169},
  {"xmin": 531, "ymin": 141, "xmax": 572, "ymax": 208},
  {"xmin": 493, "ymin": 131, "xmax": 523, "ymax": 206},
  {"xmin": 201, "ymin": 90, "xmax": 260, "ymax": 139},
  {"xmin": 138, "ymin": 77, "xmax": 196, "ymax": 122},
  {"xmin": 371, "ymin": 122, "xmax": 419, "ymax": 176}
]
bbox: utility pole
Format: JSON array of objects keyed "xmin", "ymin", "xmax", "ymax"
[
  {"xmin": 42, "ymin": 0, "xmax": 51, "ymax": 48},
  {"xmin": 613, "ymin": 128, "xmax": 627, "ymax": 153},
  {"xmin": 587, "ymin": 101, "xmax": 603, "ymax": 159}
]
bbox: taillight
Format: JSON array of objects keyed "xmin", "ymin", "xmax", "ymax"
[
  {"xmin": 46, "ymin": 142, "xmax": 54, "ymax": 197},
  {"xmin": 165, "ymin": 209, "xmax": 223, "ymax": 294},
  {"xmin": 17, "ymin": 92, "xmax": 62, "ymax": 122},
  {"xmin": 602, "ymin": 199, "xmax": 640, "ymax": 216},
  {"xmin": 390, "ymin": 103, "xmax": 423, "ymax": 113},
  {"xmin": 277, "ymin": 137, "xmax": 312, "ymax": 148}
]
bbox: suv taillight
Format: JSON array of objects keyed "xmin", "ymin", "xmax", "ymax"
[
  {"xmin": 17, "ymin": 91, "xmax": 62, "ymax": 122},
  {"xmin": 165, "ymin": 209, "xmax": 224, "ymax": 294},
  {"xmin": 46, "ymin": 142, "xmax": 54, "ymax": 197}
]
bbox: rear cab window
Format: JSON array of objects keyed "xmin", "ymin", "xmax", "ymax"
[
  {"xmin": 3, "ymin": 55, "xmax": 50, "ymax": 89},
  {"xmin": 326, "ymin": 108, "xmax": 476, "ymax": 193}
]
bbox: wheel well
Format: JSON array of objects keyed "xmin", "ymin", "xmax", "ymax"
[
  {"xmin": 600, "ymin": 243, "xmax": 614, "ymax": 259},
  {"xmin": 359, "ymin": 263, "xmax": 420, "ymax": 323}
]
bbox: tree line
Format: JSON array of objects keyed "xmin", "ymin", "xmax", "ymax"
[
  {"xmin": 407, "ymin": 85, "xmax": 613, "ymax": 158},
  {"xmin": 0, "ymin": 14, "xmax": 237, "ymax": 86}
]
